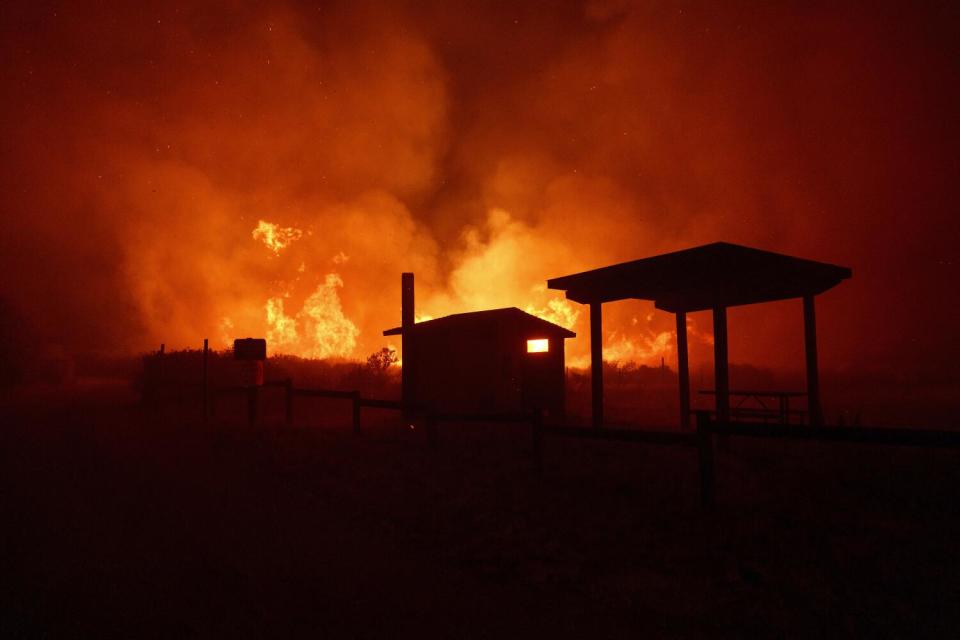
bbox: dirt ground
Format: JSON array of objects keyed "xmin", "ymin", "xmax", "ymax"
[{"xmin": 3, "ymin": 383, "xmax": 959, "ymax": 638}]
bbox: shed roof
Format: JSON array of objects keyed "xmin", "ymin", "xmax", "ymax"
[
  {"xmin": 547, "ymin": 242, "xmax": 851, "ymax": 312},
  {"xmin": 383, "ymin": 307, "xmax": 576, "ymax": 338}
]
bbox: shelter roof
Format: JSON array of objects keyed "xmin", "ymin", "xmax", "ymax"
[{"xmin": 547, "ymin": 242, "xmax": 851, "ymax": 312}]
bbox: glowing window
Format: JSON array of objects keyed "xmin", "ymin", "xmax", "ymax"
[{"xmin": 527, "ymin": 339, "xmax": 549, "ymax": 353}]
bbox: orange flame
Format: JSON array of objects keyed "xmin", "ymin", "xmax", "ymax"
[
  {"xmin": 252, "ymin": 220, "xmax": 303, "ymax": 255},
  {"xmin": 525, "ymin": 298, "xmax": 579, "ymax": 331},
  {"xmin": 262, "ymin": 273, "xmax": 359, "ymax": 359}
]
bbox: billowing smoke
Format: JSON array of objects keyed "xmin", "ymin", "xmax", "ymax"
[{"xmin": 1, "ymin": 1, "xmax": 958, "ymax": 382}]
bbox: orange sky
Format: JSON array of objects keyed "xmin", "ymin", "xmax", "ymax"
[{"xmin": 0, "ymin": 1, "xmax": 958, "ymax": 382}]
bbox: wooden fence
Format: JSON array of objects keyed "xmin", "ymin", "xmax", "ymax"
[
  {"xmin": 210, "ymin": 379, "xmax": 409, "ymax": 434},
  {"xmin": 172, "ymin": 380, "xmax": 960, "ymax": 510},
  {"xmin": 694, "ymin": 410, "xmax": 960, "ymax": 508},
  {"xmin": 143, "ymin": 345, "xmax": 960, "ymax": 510}
]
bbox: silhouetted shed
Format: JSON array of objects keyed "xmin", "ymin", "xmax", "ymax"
[
  {"xmin": 384, "ymin": 308, "xmax": 575, "ymax": 416},
  {"xmin": 548, "ymin": 242, "xmax": 852, "ymax": 427}
]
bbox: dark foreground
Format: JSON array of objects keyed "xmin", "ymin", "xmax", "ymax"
[{"xmin": 3, "ymin": 386, "xmax": 959, "ymax": 638}]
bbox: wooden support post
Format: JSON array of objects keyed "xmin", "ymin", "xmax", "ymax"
[
  {"xmin": 696, "ymin": 410, "xmax": 715, "ymax": 509},
  {"xmin": 202, "ymin": 338, "xmax": 209, "ymax": 425},
  {"xmin": 158, "ymin": 343, "xmax": 165, "ymax": 394},
  {"xmin": 351, "ymin": 391, "xmax": 361, "ymax": 435},
  {"xmin": 531, "ymin": 408, "xmax": 543, "ymax": 474},
  {"xmin": 401, "ymin": 272, "xmax": 415, "ymax": 419},
  {"xmin": 803, "ymin": 295, "xmax": 824, "ymax": 426},
  {"xmin": 284, "ymin": 378, "xmax": 293, "ymax": 427},
  {"xmin": 712, "ymin": 306, "xmax": 730, "ymax": 423},
  {"xmin": 247, "ymin": 386, "xmax": 258, "ymax": 428},
  {"xmin": 676, "ymin": 311, "xmax": 690, "ymax": 429},
  {"xmin": 590, "ymin": 302, "xmax": 604, "ymax": 428}
]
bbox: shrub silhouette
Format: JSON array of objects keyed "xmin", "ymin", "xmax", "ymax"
[{"xmin": 366, "ymin": 347, "xmax": 398, "ymax": 373}]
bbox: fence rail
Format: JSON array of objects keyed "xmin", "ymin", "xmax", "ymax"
[
  {"xmin": 705, "ymin": 419, "xmax": 960, "ymax": 447},
  {"xmin": 544, "ymin": 425, "xmax": 695, "ymax": 447},
  {"xmin": 694, "ymin": 410, "xmax": 960, "ymax": 508},
  {"xmin": 292, "ymin": 388, "xmax": 356, "ymax": 400},
  {"xmin": 358, "ymin": 398, "xmax": 405, "ymax": 410},
  {"xmin": 143, "ymin": 347, "xmax": 960, "ymax": 511},
  {"xmin": 209, "ymin": 380, "xmax": 360, "ymax": 434}
]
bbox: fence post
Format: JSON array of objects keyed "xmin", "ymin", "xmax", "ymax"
[
  {"xmin": 696, "ymin": 410, "xmax": 715, "ymax": 509},
  {"xmin": 284, "ymin": 378, "xmax": 294, "ymax": 427},
  {"xmin": 153, "ymin": 343, "xmax": 165, "ymax": 408},
  {"xmin": 202, "ymin": 338, "xmax": 209, "ymax": 425},
  {"xmin": 352, "ymin": 391, "xmax": 361, "ymax": 435},
  {"xmin": 531, "ymin": 408, "xmax": 543, "ymax": 474},
  {"xmin": 247, "ymin": 385, "xmax": 258, "ymax": 428}
]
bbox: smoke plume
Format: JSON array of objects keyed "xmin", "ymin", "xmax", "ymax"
[{"xmin": 1, "ymin": 0, "xmax": 958, "ymax": 383}]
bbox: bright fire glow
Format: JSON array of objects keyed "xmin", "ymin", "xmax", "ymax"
[
  {"xmin": 527, "ymin": 338, "xmax": 549, "ymax": 353},
  {"xmin": 264, "ymin": 273, "xmax": 359, "ymax": 358},
  {"xmin": 252, "ymin": 220, "xmax": 303, "ymax": 255},
  {"xmin": 525, "ymin": 298, "xmax": 579, "ymax": 331},
  {"xmin": 6, "ymin": 5, "xmax": 946, "ymax": 387}
]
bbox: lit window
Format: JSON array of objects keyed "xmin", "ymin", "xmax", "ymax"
[{"xmin": 527, "ymin": 339, "xmax": 549, "ymax": 353}]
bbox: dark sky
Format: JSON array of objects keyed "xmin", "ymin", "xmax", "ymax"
[{"xmin": 1, "ymin": 1, "xmax": 958, "ymax": 381}]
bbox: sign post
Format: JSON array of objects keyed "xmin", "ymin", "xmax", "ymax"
[{"xmin": 234, "ymin": 338, "xmax": 267, "ymax": 427}]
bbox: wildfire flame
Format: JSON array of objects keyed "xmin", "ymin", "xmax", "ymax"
[
  {"xmin": 602, "ymin": 329, "xmax": 673, "ymax": 364},
  {"xmin": 265, "ymin": 297, "xmax": 297, "ymax": 346},
  {"xmin": 264, "ymin": 274, "xmax": 359, "ymax": 359},
  {"xmin": 525, "ymin": 298, "xmax": 579, "ymax": 331},
  {"xmin": 253, "ymin": 220, "xmax": 303, "ymax": 255},
  {"xmin": 298, "ymin": 274, "xmax": 360, "ymax": 359},
  {"xmin": 6, "ymin": 4, "xmax": 945, "ymax": 386},
  {"xmin": 239, "ymin": 219, "xmax": 361, "ymax": 358},
  {"xmin": 233, "ymin": 213, "xmax": 698, "ymax": 367}
]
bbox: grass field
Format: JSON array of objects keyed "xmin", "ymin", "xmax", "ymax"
[{"xmin": 3, "ymin": 382, "xmax": 959, "ymax": 637}]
